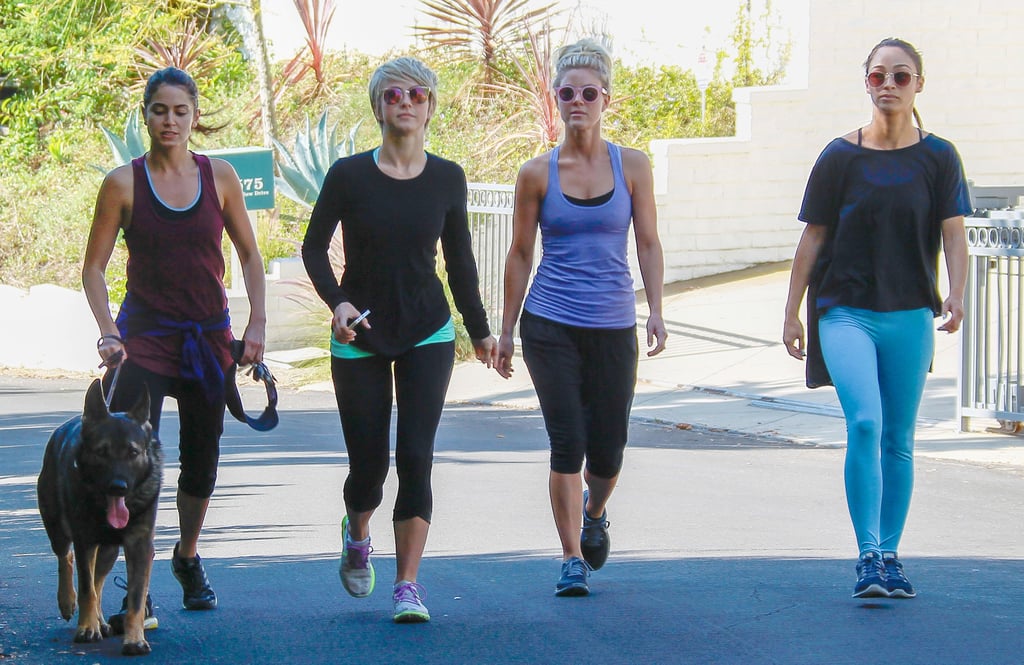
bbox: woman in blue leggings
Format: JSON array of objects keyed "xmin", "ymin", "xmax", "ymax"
[{"xmin": 783, "ymin": 37, "xmax": 970, "ymax": 599}]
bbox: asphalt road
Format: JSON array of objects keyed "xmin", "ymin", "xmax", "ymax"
[{"xmin": 1, "ymin": 376, "xmax": 1022, "ymax": 664}]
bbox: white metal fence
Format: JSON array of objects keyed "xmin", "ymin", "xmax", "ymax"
[
  {"xmin": 960, "ymin": 210, "xmax": 1024, "ymax": 430},
  {"xmin": 466, "ymin": 183, "xmax": 516, "ymax": 333}
]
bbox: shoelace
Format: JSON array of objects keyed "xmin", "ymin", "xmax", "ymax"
[
  {"xmin": 345, "ymin": 540, "xmax": 373, "ymax": 569},
  {"xmin": 394, "ymin": 581, "xmax": 426, "ymax": 604},
  {"xmin": 859, "ymin": 556, "xmax": 885, "ymax": 579},
  {"xmin": 885, "ymin": 558, "xmax": 908, "ymax": 582},
  {"xmin": 565, "ymin": 557, "xmax": 592, "ymax": 578}
]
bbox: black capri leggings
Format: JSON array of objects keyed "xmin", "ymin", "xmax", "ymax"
[
  {"xmin": 520, "ymin": 309, "xmax": 638, "ymax": 477},
  {"xmin": 103, "ymin": 359, "xmax": 225, "ymax": 499},
  {"xmin": 331, "ymin": 341, "xmax": 455, "ymax": 523}
]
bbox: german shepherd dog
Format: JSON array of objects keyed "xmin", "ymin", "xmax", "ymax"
[{"xmin": 37, "ymin": 379, "xmax": 163, "ymax": 656}]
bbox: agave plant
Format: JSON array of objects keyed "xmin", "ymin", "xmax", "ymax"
[
  {"xmin": 99, "ymin": 109, "xmax": 147, "ymax": 170},
  {"xmin": 272, "ymin": 110, "xmax": 362, "ymax": 208}
]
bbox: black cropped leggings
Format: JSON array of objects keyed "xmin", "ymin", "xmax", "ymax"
[
  {"xmin": 520, "ymin": 309, "xmax": 638, "ymax": 477},
  {"xmin": 331, "ymin": 341, "xmax": 455, "ymax": 523},
  {"xmin": 103, "ymin": 359, "xmax": 224, "ymax": 499}
]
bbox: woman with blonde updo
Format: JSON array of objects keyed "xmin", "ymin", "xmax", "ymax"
[{"xmin": 496, "ymin": 38, "xmax": 667, "ymax": 596}]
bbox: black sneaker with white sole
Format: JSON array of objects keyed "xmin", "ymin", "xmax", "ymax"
[
  {"xmin": 171, "ymin": 542, "xmax": 218, "ymax": 610},
  {"xmin": 108, "ymin": 576, "xmax": 158, "ymax": 634}
]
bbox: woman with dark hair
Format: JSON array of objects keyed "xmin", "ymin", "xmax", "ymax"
[
  {"xmin": 83, "ymin": 66, "xmax": 267, "ymax": 625},
  {"xmin": 496, "ymin": 38, "xmax": 667, "ymax": 597},
  {"xmin": 302, "ymin": 56, "xmax": 496, "ymax": 623},
  {"xmin": 783, "ymin": 38, "xmax": 970, "ymax": 599}
]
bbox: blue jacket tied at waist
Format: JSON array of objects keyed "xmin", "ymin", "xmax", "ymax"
[{"xmin": 115, "ymin": 293, "xmax": 231, "ymax": 401}]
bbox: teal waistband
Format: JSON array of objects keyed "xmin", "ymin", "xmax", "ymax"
[{"xmin": 330, "ymin": 317, "xmax": 455, "ymax": 359}]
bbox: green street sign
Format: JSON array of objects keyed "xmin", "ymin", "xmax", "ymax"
[{"xmin": 204, "ymin": 147, "xmax": 275, "ymax": 211}]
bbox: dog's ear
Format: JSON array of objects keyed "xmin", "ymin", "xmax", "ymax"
[
  {"xmin": 126, "ymin": 384, "xmax": 151, "ymax": 427},
  {"xmin": 82, "ymin": 379, "xmax": 109, "ymax": 426}
]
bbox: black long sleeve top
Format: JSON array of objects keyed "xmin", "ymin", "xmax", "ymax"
[{"xmin": 301, "ymin": 150, "xmax": 490, "ymax": 356}]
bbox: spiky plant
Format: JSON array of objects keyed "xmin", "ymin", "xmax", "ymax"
[
  {"xmin": 272, "ymin": 110, "xmax": 362, "ymax": 208},
  {"xmin": 271, "ymin": 109, "xmax": 362, "ymax": 350},
  {"xmin": 479, "ymin": 20, "xmax": 562, "ymax": 161},
  {"xmin": 132, "ymin": 18, "xmax": 232, "ymax": 91},
  {"xmin": 412, "ymin": 0, "xmax": 559, "ymax": 87},
  {"xmin": 100, "ymin": 109, "xmax": 146, "ymax": 169},
  {"xmin": 276, "ymin": 0, "xmax": 338, "ymax": 102}
]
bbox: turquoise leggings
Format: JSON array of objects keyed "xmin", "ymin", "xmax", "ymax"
[{"xmin": 819, "ymin": 306, "xmax": 934, "ymax": 558}]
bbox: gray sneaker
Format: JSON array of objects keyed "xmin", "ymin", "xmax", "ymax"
[
  {"xmin": 339, "ymin": 515, "xmax": 375, "ymax": 598},
  {"xmin": 393, "ymin": 581, "xmax": 430, "ymax": 623}
]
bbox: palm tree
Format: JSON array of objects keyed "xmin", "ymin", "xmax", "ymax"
[{"xmin": 412, "ymin": 0, "xmax": 559, "ymax": 86}]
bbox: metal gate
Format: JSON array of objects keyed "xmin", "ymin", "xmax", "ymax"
[{"xmin": 959, "ymin": 185, "xmax": 1024, "ymax": 430}]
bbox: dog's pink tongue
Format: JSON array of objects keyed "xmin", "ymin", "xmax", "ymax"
[{"xmin": 107, "ymin": 496, "xmax": 129, "ymax": 529}]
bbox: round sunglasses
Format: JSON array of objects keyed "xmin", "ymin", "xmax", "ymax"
[
  {"xmin": 555, "ymin": 85, "xmax": 607, "ymax": 103},
  {"xmin": 382, "ymin": 86, "xmax": 431, "ymax": 105},
  {"xmin": 865, "ymin": 71, "xmax": 920, "ymax": 88}
]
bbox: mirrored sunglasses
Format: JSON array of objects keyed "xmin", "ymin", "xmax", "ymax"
[{"xmin": 382, "ymin": 86, "xmax": 431, "ymax": 105}]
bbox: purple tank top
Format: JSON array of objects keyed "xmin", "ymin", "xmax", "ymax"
[
  {"xmin": 122, "ymin": 153, "xmax": 232, "ymax": 376},
  {"xmin": 524, "ymin": 142, "xmax": 636, "ymax": 328}
]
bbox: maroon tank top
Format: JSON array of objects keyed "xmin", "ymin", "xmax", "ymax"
[{"xmin": 122, "ymin": 153, "xmax": 232, "ymax": 376}]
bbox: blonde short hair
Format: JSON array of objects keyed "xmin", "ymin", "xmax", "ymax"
[
  {"xmin": 553, "ymin": 38, "xmax": 612, "ymax": 91},
  {"xmin": 368, "ymin": 56, "xmax": 439, "ymax": 128}
]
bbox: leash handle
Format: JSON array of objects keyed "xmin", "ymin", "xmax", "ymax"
[{"xmin": 100, "ymin": 351, "xmax": 124, "ymax": 409}]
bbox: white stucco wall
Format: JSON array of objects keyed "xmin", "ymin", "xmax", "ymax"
[{"xmin": 649, "ymin": 0, "xmax": 1024, "ymax": 284}]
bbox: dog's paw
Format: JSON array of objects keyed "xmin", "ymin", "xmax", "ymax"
[
  {"xmin": 73, "ymin": 624, "xmax": 105, "ymax": 643},
  {"xmin": 121, "ymin": 637, "xmax": 152, "ymax": 656},
  {"xmin": 58, "ymin": 592, "xmax": 77, "ymax": 620}
]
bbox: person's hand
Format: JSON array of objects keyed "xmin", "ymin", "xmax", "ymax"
[
  {"xmin": 645, "ymin": 313, "xmax": 667, "ymax": 357},
  {"xmin": 783, "ymin": 316, "xmax": 806, "ymax": 360},
  {"xmin": 238, "ymin": 324, "xmax": 266, "ymax": 365},
  {"xmin": 472, "ymin": 335, "xmax": 498, "ymax": 369},
  {"xmin": 938, "ymin": 296, "xmax": 964, "ymax": 333},
  {"xmin": 97, "ymin": 335, "xmax": 126, "ymax": 367},
  {"xmin": 495, "ymin": 334, "xmax": 515, "ymax": 379},
  {"xmin": 332, "ymin": 302, "xmax": 370, "ymax": 344}
]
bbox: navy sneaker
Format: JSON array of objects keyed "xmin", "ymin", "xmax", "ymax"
[
  {"xmin": 853, "ymin": 552, "xmax": 887, "ymax": 598},
  {"xmin": 883, "ymin": 554, "xmax": 916, "ymax": 598},
  {"xmin": 580, "ymin": 489, "xmax": 611, "ymax": 570},
  {"xmin": 555, "ymin": 556, "xmax": 591, "ymax": 597},
  {"xmin": 171, "ymin": 542, "xmax": 218, "ymax": 610}
]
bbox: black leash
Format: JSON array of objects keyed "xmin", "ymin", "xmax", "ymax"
[{"xmin": 225, "ymin": 340, "xmax": 279, "ymax": 431}]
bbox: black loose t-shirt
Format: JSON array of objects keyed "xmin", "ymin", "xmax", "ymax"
[
  {"xmin": 302, "ymin": 150, "xmax": 490, "ymax": 357},
  {"xmin": 799, "ymin": 133, "xmax": 972, "ymax": 316}
]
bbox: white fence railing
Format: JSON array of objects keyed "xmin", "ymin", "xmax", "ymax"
[
  {"xmin": 960, "ymin": 211, "xmax": 1024, "ymax": 430},
  {"xmin": 467, "ymin": 183, "xmax": 516, "ymax": 333}
]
